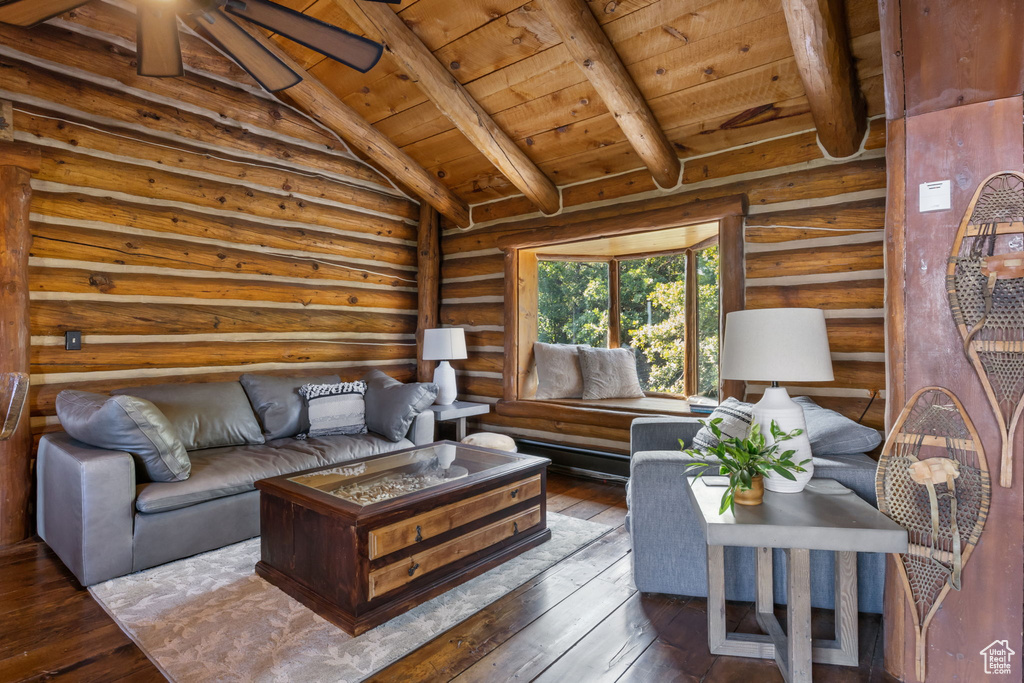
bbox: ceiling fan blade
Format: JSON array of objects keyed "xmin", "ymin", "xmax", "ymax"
[
  {"xmin": 222, "ymin": 0, "xmax": 383, "ymax": 73},
  {"xmin": 192, "ymin": 8, "xmax": 301, "ymax": 92},
  {"xmin": 360, "ymin": 0, "xmax": 401, "ymax": 3},
  {"xmin": 137, "ymin": 2, "xmax": 183, "ymax": 77},
  {"xmin": 0, "ymin": 0, "xmax": 90, "ymax": 27}
]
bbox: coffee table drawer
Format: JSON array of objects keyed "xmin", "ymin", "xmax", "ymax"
[
  {"xmin": 368, "ymin": 474, "xmax": 542, "ymax": 559},
  {"xmin": 368, "ymin": 506, "xmax": 541, "ymax": 599}
]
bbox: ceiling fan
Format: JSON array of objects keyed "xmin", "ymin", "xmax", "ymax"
[{"xmin": 0, "ymin": 0, "xmax": 397, "ymax": 92}]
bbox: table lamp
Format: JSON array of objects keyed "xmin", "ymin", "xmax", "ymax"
[
  {"xmin": 422, "ymin": 327, "xmax": 467, "ymax": 405},
  {"xmin": 720, "ymin": 308, "xmax": 834, "ymax": 492}
]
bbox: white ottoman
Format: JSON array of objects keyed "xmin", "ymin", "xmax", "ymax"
[{"xmin": 461, "ymin": 432, "xmax": 517, "ymax": 453}]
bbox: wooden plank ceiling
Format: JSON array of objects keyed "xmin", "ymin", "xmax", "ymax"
[{"xmin": 253, "ymin": 0, "xmax": 881, "ymax": 211}]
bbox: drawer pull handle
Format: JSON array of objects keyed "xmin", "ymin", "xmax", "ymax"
[
  {"xmin": 510, "ymin": 488, "xmax": 520, "ymax": 499},
  {"xmin": 408, "ymin": 562, "xmax": 420, "ymax": 577},
  {"xmin": 513, "ymin": 522, "xmax": 519, "ymax": 534},
  {"xmin": 415, "ymin": 525, "xmax": 422, "ymax": 542}
]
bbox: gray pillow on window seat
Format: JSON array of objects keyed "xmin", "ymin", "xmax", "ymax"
[
  {"xmin": 533, "ymin": 342, "xmax": 589, "ymax": 399},
  {"xmin": 578, "ymin": 347, "xmax": 645, "ymax": 400}
]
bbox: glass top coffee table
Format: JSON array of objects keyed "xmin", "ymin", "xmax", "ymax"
[{"xmin": 256, "ymin": 441, "xmax": 551, "ymax": 635}]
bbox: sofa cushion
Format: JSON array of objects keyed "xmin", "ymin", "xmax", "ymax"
[
  {"xmin": 56, "ymin": 390, "xmax": 191, "ymax": 482},
  {"xmin": 692, "ymin": 397, "xmax": 754, "ymax": 451},
  {"xmin": 113, "ymin": 382, "xmax": 264, "ymax": 451},
  {"xmin": 363, "ymin": 369, "xmax": 438, "ymax": 442},
  {"xmin": 578, "ymin": 347, "xmax": 645, "ymax": 400},
  {"xmin": 299, "ymin": 380, "xmax": 368, "ymax": 437},
  {"xmin": 240, "ymin": 373, "xmax": 340, "ymax": 440},
  {"xmin": 135, "ymin": 433, "xmax": 413, "ymax": 513},
  {"xmin": 533, "ymin": 342, "xmax": 588, "ymax": 399},
  {"xmin": 793, "ymin": 396, "xmax": 883, "ymax": 455}
]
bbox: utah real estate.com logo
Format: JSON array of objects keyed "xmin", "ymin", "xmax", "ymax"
[{"xmin": 980, "ymin": 640, "xmax": 1016, "ymax": 675}]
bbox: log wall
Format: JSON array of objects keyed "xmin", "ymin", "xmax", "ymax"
[
  {"xmin": 0, "ymin": 22, "xmax": 421, "ymax": 455},
  {"xmin": 442, "ymin": 121, "xmax": 887, "ymax": 454}
]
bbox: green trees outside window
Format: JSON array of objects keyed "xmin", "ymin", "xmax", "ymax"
[{"xmin": 536, "ymin": 245, "xmax": 720, "ymax": 400}]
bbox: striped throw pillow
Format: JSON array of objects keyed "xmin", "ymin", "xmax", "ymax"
[
  {"xmin": 691, "ymin": 397, "xmax": 754, "ymax": 451},
  {"xmin": 299, "ymin": 381, "xmax": 368, "ymax": 437}
]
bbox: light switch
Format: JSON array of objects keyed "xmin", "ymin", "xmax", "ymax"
[
  {"xmin": 65, "ymin": 331, "xmax": 82, "ymax": 351},
  {"xmin": 919, "ymin": 180, "xmax": 951, "ymax": 212}
]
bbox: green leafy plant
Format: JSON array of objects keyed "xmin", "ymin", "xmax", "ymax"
[{"xmin": 682, "ymin": 417, "xmax": 809, "ymax": 514}]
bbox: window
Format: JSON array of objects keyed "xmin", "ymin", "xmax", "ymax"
[
  {"xmin": 500, "ymin": 194, "xmax": 746, "ymax": 407},
  {"xmin": 536, "ymin": 243, "xmax": 720, "ymax": 401}
]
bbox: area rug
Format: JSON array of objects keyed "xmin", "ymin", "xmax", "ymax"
[{"xmin": 90, "ymin": 513, "xmax": 610, "ymax": 682}]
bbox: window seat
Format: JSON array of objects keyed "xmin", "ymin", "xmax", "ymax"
[{"xmin": 493, "ymin": 395, "xmax": 704, "ymax": 432}]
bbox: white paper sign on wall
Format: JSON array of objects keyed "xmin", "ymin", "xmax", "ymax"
[{"xmin": 919, "ymin": 180, "xmax": 951, "ymax": 212}]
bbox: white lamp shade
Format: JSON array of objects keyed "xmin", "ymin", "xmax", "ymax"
[
  {"xmin": 422, "ymin": 327, "xmax": 467, "ymax": 361},
  {"xmin": 720, "ymin": 308, "xmax": 834, "ymax": 383}
]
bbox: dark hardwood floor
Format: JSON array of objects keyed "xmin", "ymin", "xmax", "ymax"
[{"xmin": 0, "ymin": 472, "xmax": 892, "ymax": 682}]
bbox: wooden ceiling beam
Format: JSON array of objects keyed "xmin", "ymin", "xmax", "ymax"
[
  {"xmin": 229, "ymin": 24, "xmax": 471, "ymax": 228},
  {"xmin": 331, "ymin": 0, "xmax": 561, "ymax": 216},
  {"xmin": 537, "ymin": 0, "xmax": 679, "ymax": 189},
  {"xmin": 781, "ymin": 0, "xmax": 866, "ymax": 158}
]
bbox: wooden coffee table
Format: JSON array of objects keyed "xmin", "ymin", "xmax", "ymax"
[{"xmin": 255, "ymin": 440, "xmax": 550, "ymax": 635}]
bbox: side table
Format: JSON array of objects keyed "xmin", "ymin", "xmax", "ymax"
[
  {"xmin": 427, "ymin": 401, "xmax": 491, "ymax": 440},
  {"xmin": 686, "ymin": 477, "xmax": 907, "ymax": 682}
]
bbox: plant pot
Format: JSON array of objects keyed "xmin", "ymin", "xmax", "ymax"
[{"xmin": 734, "ymin": 475, "xmax": 764, "ymax": 506}]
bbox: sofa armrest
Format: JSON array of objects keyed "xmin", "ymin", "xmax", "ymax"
[
  {"xmin": 630, "ymin": 416, "xmax": 704, "ymax": 455},
  {"xmin": 407, "ymin": 410, "xmax": 435, "ymax": 446},
  {"xmin": 36, "ymin": 432, "xmax": 136, "ymax": 586}
]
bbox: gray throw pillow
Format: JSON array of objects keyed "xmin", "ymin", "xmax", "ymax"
[
  {"xmin": 692, "ymin": 397, "xmax": 754, "ymax": 451},
  {"xmin": 793, "ymin": 396, "xmax": 883, "ymax": 455},
  {"xmin": 56, "ymin": 390, "xmax": 190, "ymax": 482},
  {"xmin": 298, "ymin": 381, "xmax": 368, "ymax": 437},
  {"xmin": 363, "ymin": 369, "xmax": 438, "ymax": 442},
  {"xmin": 240, "ymin": 373, "xmax": 340, "ymax": 440},
  {"xmin": 112, "ymin": 382, "xmax": 264, "ymax": 451},
  {"xmin": 533, "ymin": 342, "xmax": 589, "ymax": 399},
  {"xmin": 578, "ymin": 347, "xmax": 645, "ymax": 400}
]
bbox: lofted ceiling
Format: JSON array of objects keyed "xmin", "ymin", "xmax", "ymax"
[
  {"xmin": 38, "ymin": 0, "xmax": 883, "ymax": 219},
  {"xmin": 259, "ymin": 0, "xmax": 883, "ymax": 207}
]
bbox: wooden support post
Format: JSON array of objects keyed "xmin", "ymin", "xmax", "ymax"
[
  {"xmin": 0, "ymin": 140, "xmax": 40, "ymax": 547},
  {"xmin": 608, "ymin": 259, "xmax": 620, "ymax": 348},
  {"xmin": 780, "ymin": 0, "xmax": 866, "ymax": 157},
  {"xmin": 537, "ymin": 0, "xmax": 679, "ymax": 188},
  {"xmin": 719, "ymin": 213, "xmax": 745, "ymax": 401},
  {"xmin": 416, "ymin": 204, "xmax": 440, "ymax": 383},
  {"xmin": 332, "ymin": 0, "xmax": 561, "ymax": 215},
  {"xmin": 685, "ymin": 248, "xmax": 698, "ymax": 397}
]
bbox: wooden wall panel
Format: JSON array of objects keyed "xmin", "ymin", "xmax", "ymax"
[
  {"xmin": 441, "ymin": 128, "xmax": 887, "ymax": 452},
  {"xmin": 896, "ymin": 95, "xmax": 1023, "ymax": 683},
  {"xmin": 0, "ymin": 30, "xmax": 421, "ymax": 466}
]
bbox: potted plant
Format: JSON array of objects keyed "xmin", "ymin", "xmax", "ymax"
[{"xmin": 682, "ymin": 417, "xmax": 809, "ymax": 514}]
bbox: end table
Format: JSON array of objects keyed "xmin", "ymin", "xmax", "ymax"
[
  {"xmin": 428, "ymin": 401, "xmax": 491, "ymax": 440},
  {"xmin": 686, "ymin": 477, "xmax": 907, "ymax": 682}
]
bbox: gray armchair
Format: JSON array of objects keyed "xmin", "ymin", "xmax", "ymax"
[{"xmin": 625, "ymin": 416, "xmax": 885, "ymax": 613}]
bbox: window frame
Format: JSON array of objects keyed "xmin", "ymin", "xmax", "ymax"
[
  {"xmin": 535, "ymin": 240, "xmax": 719, "ymax": 398},
  {"xmin": 499, "ymin": 194, "xmax": 747, "ymax": 404}
]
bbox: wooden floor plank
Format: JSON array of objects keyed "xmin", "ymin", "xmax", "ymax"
[
  {"xmin": 533, "ymin": 592, "xmax": 689, "ymax": 682},
  {"xmin": 451, "ymin": 554, "xmax": 637, "ymax": 682},
  {"xmin": 367, "ymin": 526, "xmax": 633, "ymax": 682}
]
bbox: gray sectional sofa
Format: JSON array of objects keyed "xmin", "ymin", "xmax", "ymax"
[
  {"xmin": 626, "ymin": 416, "xmax": 886, "ymax": 613},
  {"xmin": 37, "ymin": 372, "xmax": 435, "ymax": 586}
]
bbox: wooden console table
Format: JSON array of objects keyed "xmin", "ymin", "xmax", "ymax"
[{"xmin": 686, "ymin": 478, "xmax": 907, "ymax": 682}]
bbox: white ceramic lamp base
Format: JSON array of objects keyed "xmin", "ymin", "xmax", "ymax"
[
  {"xmin": 432, "ymin": 360, "xmax": 458, "ymax": 405},
  {"xmin": 752, "ymin": 386, "xmax": 813, "ymax": 493}
]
